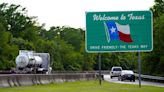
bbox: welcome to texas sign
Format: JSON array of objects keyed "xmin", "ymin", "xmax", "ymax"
[{"xmin": 86, "ymin": 11, "xmax": 153, "ymax": 52}]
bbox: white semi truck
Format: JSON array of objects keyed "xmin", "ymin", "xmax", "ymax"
[{"xmin": 15, "ymin": 50, "xmax": 52, "ymax": 74}]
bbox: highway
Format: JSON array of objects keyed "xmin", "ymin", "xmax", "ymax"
[{"xmin": 104, "ymin": 75, "xmax": 164, "ymax": 87}]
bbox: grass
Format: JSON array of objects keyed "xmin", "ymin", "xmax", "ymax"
[{"xmin": 0, "ymin": 80, "xmax": 164, "ymax": 92}]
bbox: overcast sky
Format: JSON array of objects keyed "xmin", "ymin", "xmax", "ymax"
[{"xmin": 1, "ymin": 0, "xmax": 154, "ymax": 29}]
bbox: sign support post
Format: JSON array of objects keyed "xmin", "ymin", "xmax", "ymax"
[
  {"xmin": 138, "ymin": 51, "xmax": 141, "ymax": 88},
  {"xmin": 98, "ymin": 53, "xmax": 102, "ymax": 85}
]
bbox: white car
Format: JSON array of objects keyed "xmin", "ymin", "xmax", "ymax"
[{"xmin": 110, "ymin": 66, "xmax": 122, "ymax": 79}]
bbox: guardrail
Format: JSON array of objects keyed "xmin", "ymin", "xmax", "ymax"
[
  {"xmin": 135, "ymin": 73, "xmax": 164, "ymax": 82},
  {"xmin": 0, "ymin": 70, "xmax": 110, "ymax": 74},
  {"xmin": 0, "ymin": 73, "xmax": 96, "ymax": 88},
  {"xmin": 51, "ymin": 70, "xmax": 110, "ymax": 74}
]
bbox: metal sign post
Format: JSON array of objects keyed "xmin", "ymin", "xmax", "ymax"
[
  {"xmin": 98, "ymin": 53, "xmax": 102, "ymax": 85},
  {"xmin": 138, "ymin": 51, "xmax": 141, "ymax": 88}
]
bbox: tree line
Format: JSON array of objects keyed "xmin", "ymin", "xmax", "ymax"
[{"xmin": 0, "ymin": 0, "xmax": 164, "ymax": 76}]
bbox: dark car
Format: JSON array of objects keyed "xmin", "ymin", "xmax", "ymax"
[{"xmin": 118, "ymin": 70, "xmax": 135, "ymax": 82}]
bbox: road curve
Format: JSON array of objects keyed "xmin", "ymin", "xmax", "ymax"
[{"xmin": 104, "ymin": 74, "xmax": 164, "ymax": 87}]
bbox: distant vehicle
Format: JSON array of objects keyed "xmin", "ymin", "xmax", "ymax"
[
  {"xmin": 110, "ymin": 66, "xmax": 122, "ymax": 79},
  {"xmin": 14, "ymin": 50, "xmax": 52, "ymax": 74},
  {"xmin": 118, "ymin": 70, "xmax": 135, "ymax": 82}
]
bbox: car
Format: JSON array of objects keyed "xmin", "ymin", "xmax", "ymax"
[
  {"xmin": 110, "ymin": 66, "xmax": 122, "ymax": 79},
  {"xmin": 118, "ymin": 70, "xmax": 135, "ymax": 82}
]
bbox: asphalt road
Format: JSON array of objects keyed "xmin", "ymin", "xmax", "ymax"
[{"xmin": 104, "ymin": 74, "xmax": 164, "ymax": 87}]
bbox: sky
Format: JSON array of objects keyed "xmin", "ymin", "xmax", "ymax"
[{"xmin": 1, "ymin": 0, "xmax": 154, "ymax": 29}]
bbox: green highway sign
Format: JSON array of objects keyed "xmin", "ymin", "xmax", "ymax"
[{"xmin": 86, "ymin": 11, "xmax": 153, "ymax": 52}]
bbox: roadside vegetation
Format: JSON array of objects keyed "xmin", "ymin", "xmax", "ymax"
[{"xmin": 0, "ymin": 0, "xmax": 164, "ymax": 76}]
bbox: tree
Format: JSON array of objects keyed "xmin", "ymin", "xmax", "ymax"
[
  {"xmin": 0, "ymin": 3, "xmax": 36, "ymax": 38},
  {"xmin": 11, "ymin": 37, "xmax": 34, "ymax": 50},
  {"xmin": 61, "ymin": 27, "xmax": 83, "ymax": 51},
  {"xmin": 143, "ymin": 14, "xmax": 164, "ymax": 76},
  {"xmin": 151, "ymin": 0, "xmax": 164, "ymax": 18},
  {"xmin": 0, "ymin": 30, "xmax": 18, "ymax": 70},
  {"xmin": 141, "ymin": 0, "xmax": 164, "ymax": 76},
  {"xmin": 79, "ymin": 37, "xmax": 96, "ymax": 70}
]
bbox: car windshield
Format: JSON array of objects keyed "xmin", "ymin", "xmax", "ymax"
[{"xmin": 113, "ymin": 68, "xmax": 121, "ymax": 71}]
